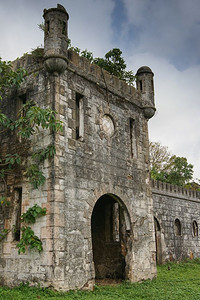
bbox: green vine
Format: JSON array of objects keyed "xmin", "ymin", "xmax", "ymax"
[
  {"xmin": 17, "ymin": 226, "xmax": 43, "ymax": 254},
  {"xmin": 21, "ymin": 204, "xmax": 46, "ymax": 224},
  {"xmin": 16, "ymin": 204, "xmax": 46, "ymax": 254}
]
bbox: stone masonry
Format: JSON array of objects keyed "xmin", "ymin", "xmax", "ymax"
[
  {"xmin": 152, "ymin": 180, "xmax": 200, "ymax": 264},
  {"xmin": 2, "ymin": 3, "xmax": 200, "ymax": 292},
  {"xmin": 0, "ymin": 4, "xmax": 157, "ymax": 290}
]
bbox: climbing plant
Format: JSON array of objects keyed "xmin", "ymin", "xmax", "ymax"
[{"xmin": 0, "ymin": 57, "xmax": 63, "ymax": 252}]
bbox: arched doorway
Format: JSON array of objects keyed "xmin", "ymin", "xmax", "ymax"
[
  {"xmin": 91, "ymin": 194, "xmax": 131, "ymax": 280},
  {"xmin": 154, "ymin": 217, "xmax": 162, "ymax": 264}
]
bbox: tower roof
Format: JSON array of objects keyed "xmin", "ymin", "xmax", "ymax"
[{"xmin": 136, "ymin": 66, "xmax": 153, "ymax": 75}]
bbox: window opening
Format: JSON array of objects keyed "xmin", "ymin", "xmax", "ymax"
[
  {"xmin": 130, "ymin": 118, "xmax": 137, "ymax": 158},
  {"xmin": 192, "ymin": 220, "xmax": 198, "ymax": 236},
  {"xmin": 62, "ymin": 21, "xmax": 67, "ymax": 35},
  {"xmin": 46, "ymin": 21, "xmax": 50, "ymax": 34},
  {"xmin": 174, "ymin": 218, "xmax": 181, "ymax": 236},
  {"xmin": 13, "ymin": 187, "xmax": 22, "ymax": 241},
  {"xmin": 76, "ymin": 93, "xmax": 84, "ymax": 140},
  {"xmin": 18, "ymin": 94, "xmax": 27, "ymax": 117},
  {"xmin": 139, "ymin": 80, "xmax": 143, "ymax": 91},
  {"xmin": 151, "ymin": 80, "xmax": 154, "ymax": 92}
]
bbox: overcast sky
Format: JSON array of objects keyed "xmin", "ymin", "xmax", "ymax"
[{"xmin": 0, "ymin": 0, "xmax": 200, "ymax": 179}]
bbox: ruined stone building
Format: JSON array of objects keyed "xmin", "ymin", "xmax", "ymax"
[{"xmin": 0, "ymin": 4, "xmax": 200, "ymax": 291}]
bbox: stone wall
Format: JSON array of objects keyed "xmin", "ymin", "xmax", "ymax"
[
  {"xmin": 0, "ymin": 44, "xmax": 157, "ymax": 290},
  {"xmin": 152, "ymin": 180, "xmax": 200, "ymax": 263}
]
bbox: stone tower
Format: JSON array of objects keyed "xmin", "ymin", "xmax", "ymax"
[
  {"xmin": 136, "ymin": 66, "xmax": 155, "ymax": 119},
  {"xmin": 0, "ymin": 4, "xmax": 157, "ymax": 291},
  {"xmin": 43, "ymin": 4, "xmax": 69, "ymax": 73}
]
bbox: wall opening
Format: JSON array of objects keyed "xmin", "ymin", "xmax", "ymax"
[
  {"xmin": 17, "ymin": 93, "xmax": 27, "ymax": 117},
  {"xmin": 192, "ymin": 220, "xmax": 198, "ymax": 237},
  {"xmin": 129, "ymin": 118, "xmax": 137, "ymax": 158},
  {"xmin": 174, "ymin": 218, "xmax": 181, "ymax": 236},
  {"xmin": 13, "ymin": 187, "xmax": 22, "ymax": 241},
  {"xmin": 46, "ymin": 21, "xmax": 50, "ymax": 34},
  {"xmin": 139, "ymin": 80, "xmax": 143, "ymax": 91},
  {"xmin": 91, "ymin": 194, "xmax": 131, "ymax": 281},
  {"xmin": 62, "ymin": 21, "xmax": 67, "ymax": 35},
  {"xmin": 76, "ymin": 93, "xmax": 84, "ymax": 140},
  {"xmin": 154, "ymin": 217, "xmax": 162, "ymax": 264}
]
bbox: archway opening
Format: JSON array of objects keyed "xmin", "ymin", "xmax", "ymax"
[
  {"xmin": 91, "ymin": 194, "xmax": 130, "ymax": 280},
  {"xmin": 154, "ymin": 217, "xmax": 162, "ymax": 264}
]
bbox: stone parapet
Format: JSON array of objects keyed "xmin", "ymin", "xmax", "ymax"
[
  {"xmin": 67, "ymin": 50, "xmax": 142, "ymax": 108},
  {"xmin": 151, "ymin": 179, "xmax": 200, "ymax": 201}
]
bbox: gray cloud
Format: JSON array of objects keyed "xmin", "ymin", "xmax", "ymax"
[
  {"xmin": 0, "ymin": 0, "xmax": 199, "ymax": 178},
  {"xmin": 122, "ymin": 0, "xmax": 200, "ymax": 69}
]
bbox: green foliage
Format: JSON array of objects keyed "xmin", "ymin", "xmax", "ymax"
[
  {"xmin": 17, "ymin": 226, "xmax": 43, "ymax": 254},
  {"xmin": 68, "ymin": 39, "xmax": 135, "ymax": 85},
  {"xmin": 25, "ymin": 164, "xmax": 46, "ymax": 189},
  {"xmin": 21, "ymin": 204, "xmax": 46, "ymax": 224},
  {"xmin": 0, "ymin": 58, "xmax": 61, "ymax": 254},
  {"xmin": 16, "ymin": 204, "xmax": 46, "ymax": 254},
  {"xmin": 151, "ymin": 155, "xmax": 193, "ymax": 186},
  {"xmin": 150, "ymin": 141, "xmax": 194, "ymax": 187},
  {"xmin": 32, "ymin": 144, "xmax": 56, "ymax": 162},
  {"xmin": 185, "ymin": 180, "xmax": 200, "ymax": 191},
  {"xmin": 0, "ymin": 228, "xmax": 9, "ymax": 242},
  {"xmin": 0, "ymin": 57, "xmax": 27, "ymax": 100},
  {"xmin": 15, "ymin": 101, "xmax": 63, "ymax": 139},
  {"xmin": 93, "ymin": 48, "xmax": 135, "ymax": 85},
  {"xmin": 81, "ymin": 49, "xmax": 94, "ymax": 62},
  {"xmin": 0, "ymin": 196, "xmax": 10, "ymax": 206},
  {"xmin": 1, "ymin": 260, "xmax": 200, "ymax": 299}
]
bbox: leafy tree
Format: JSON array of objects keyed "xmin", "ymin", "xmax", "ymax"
[
  {"xmin": 150, "ymin": 141, "xmax": 194, "ymax": 187},
  {"xmin": 67, "ymin": 39, "xmax": 135, "ymax": 85},
  {"xmin": 0, "ymin": 57, "xmax": 62, "ymax": 253},
  {"xmin": 149, "ymin": 141, "xmax": 172, "ymax": 173}
]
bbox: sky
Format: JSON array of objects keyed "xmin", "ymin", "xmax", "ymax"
[{"xmin": 0, "ymin": 0, "xmax": 200, "ymax": 179}]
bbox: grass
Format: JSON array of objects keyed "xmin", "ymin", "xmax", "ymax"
[{"xmin": 1, "ymin": 259, "xmax": 200, "ymax": 299}]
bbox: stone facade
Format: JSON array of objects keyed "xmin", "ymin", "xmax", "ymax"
[
  {"xmin": 152, "ymin": 180, "xmax": 200, "ymax": 264},
  {"xmin": 0, "ymin": 4, "xmax": 157, "ymax": 290}
]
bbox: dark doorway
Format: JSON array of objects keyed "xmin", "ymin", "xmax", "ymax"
[
  {"xmin": 154, "ymin": 217, "xmax": 162, "ymax": 264},
  {"xmin": 91, "ymin": 194, "xmax": 130, "ymax": 280}
]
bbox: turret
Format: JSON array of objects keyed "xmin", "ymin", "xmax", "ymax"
[
  {"xmin": 43, "ymin": 4, "xmax": 69, "ymax": 74},
  {"xmin": 136, "ymin": 66, "xmax": 156, "ymax": 119}
]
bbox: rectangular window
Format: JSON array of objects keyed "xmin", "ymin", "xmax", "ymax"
[
  {"xmin": 17, "ymin": 93, "xmax": 27, "ymax": 117},
  {"xmin": 130, "ymin": 118, "xmax": 137, "ymax": 158},
  {"xmin": 13, "ymin": 187, "xmax": 22, "ymax": 241},
  {"xmin": 76, "ymin": 93, "xmax": 84, "ymax": 140},
  {"xmin": 139, "ymin": 80, "xmax": 143, "ymax": 91}
]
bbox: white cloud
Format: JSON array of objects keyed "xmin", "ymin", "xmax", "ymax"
[
  {"xmin": 128, "ymin": 52, "xmax": 200, "ymax": 178},
  {"xmin": 0, "ymin": 0, "xmax": 114, "ymax": 61}
]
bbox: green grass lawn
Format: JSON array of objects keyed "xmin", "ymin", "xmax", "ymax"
[{"xmin": 1, "ymin": 259, "xmax": 200, "ymax": 299}]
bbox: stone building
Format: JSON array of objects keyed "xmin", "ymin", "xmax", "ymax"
[
  {"xmin": 0, "ymin": 4, "xmax": 157, "ymax": 290},
  {"xmin": 1, "ymin": 4, "xmax": 200, "ymax": 291}
]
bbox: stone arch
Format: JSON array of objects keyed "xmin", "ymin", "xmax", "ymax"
[
  {"xmin": 192, "ymin": 220, "xmax": 198, "ymax": 237},
  {"xmin": 91, "ymin": 193, "xmax": 132, "ymax": 281},
  {"xmin": 174, "ymin": 218, "xmax": 181, "ymax": 236},
  {"xmin": 154, "ymin": 217, "xmax": 162, "ymax": 264}
]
